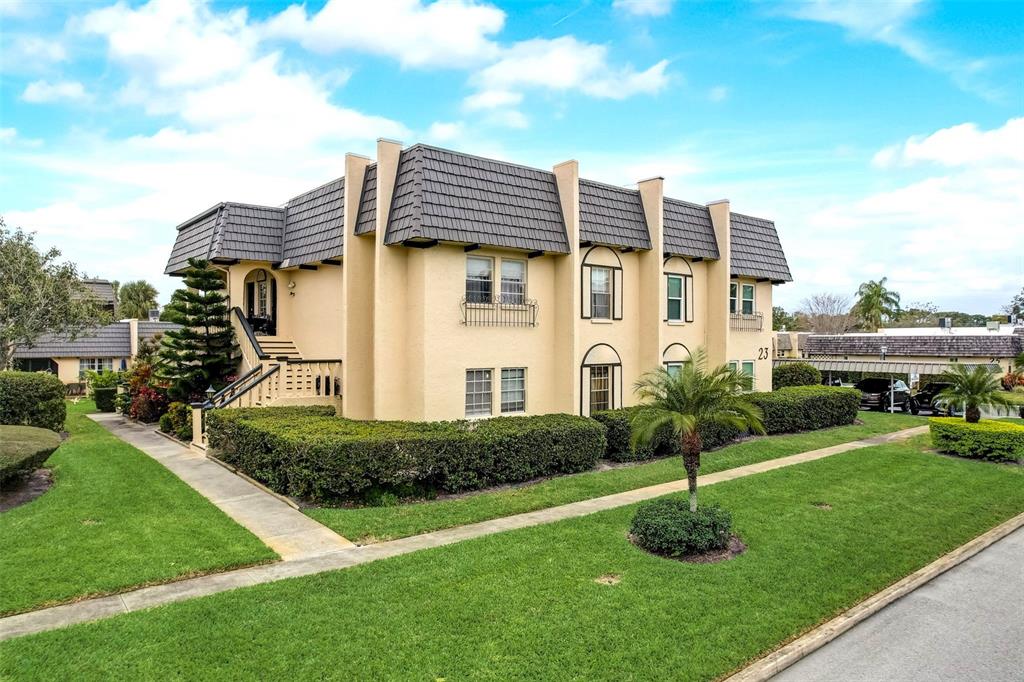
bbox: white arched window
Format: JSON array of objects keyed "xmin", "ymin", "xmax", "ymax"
[
  {"xmin": 664, "ymin": 257, "xmax": 694, "ymax": 323},
  {"xmin": 662, "ymin": 343, "xmax": 692, "ymax": 377},
  {"xmin": 581, "ymin": 246, "xmax": 623, "ymax": 321},
  {"xmin": 580, "ymin": 343, "xmax": 623, "ymax": 416}
]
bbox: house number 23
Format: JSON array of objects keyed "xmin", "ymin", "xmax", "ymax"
[{"xmin": 757, "ymin": 347, "xmax": 771, "ymax": 360}]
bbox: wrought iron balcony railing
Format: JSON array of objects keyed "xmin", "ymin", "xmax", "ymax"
[
  {"xmin": 730, "ymin": 312, "xmax": 764, "ymax": 332},
  {"xmin": 461, "ymin": 295, "xmax": 539, "ymax": 327}
]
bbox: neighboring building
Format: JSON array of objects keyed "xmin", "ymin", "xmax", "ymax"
[
  {"xmin": 80, "ymin": 278, "xmax": 118, "ymax": 316},
  {"xmin": 12, "ymin": 320, "xmax": 180, "ymax": 385},
  {"xmin": 166, "ymin": 140, "xmax": 791, "ymax": 421},
  {"xmin": 776, "ymin": 324, "xmax": 1023, "ymax": 383}
]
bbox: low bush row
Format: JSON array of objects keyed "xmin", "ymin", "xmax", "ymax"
[
  {"xmin": 0, "ymin": 425, "xmax": 63, "ymax": 483},
  {"xmin": 772, "ymin": 362, "xmax": 822, "ymax": 389},
  {"xmin": 594, "ymin": 386, "xmax": 861, "ymax": 460},
  {"xmin": 159, "ymin": 402, "xmax": 194, "ymax": 442},
  {"xmin": 207, "ymin": 408, "xmax": 605, "ymax": 503},
  {"xmin": 0, "ymin": 371, "xmax": 66, "ymax": 432},
  {"xmin": 929, "ymin": 418, "xmax": 1024, "ymax": 463}
]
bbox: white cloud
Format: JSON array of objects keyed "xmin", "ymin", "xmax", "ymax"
[
  {"xmin": 0, "ymin": 128, "xmax": 16, "ymax": 143},
  {"xmin": 21, "ymin": 80, "xmax": 89, "ymax": 103},
  {"xmin": 873, "ymin": 118, "xmax": 1024, "ymax": 168},
  {"xmin": 0, "ymin": 0, "xmax": 37, "ymax": 17},
  {"xmin": 613, "ymin": 0, "xmax": 674, "ymax": 17},
  {"xmin": 476, "ymin": 36, "xmax": 670, "ymax": 99},
  {"xmin": 462, "ymin": 89, "xmax": 522, "ymax": 111},
  {"xmin": 263, "ymin": 0, "xmax": 505, "ymax": 68},
  {"xmin": 8, "ymin": 35, "xmax": 67, "ymax": 63},
  {"xmin": 427, "ymin": 121, "xmax": 463, "ymax": 142},
  {"xmin": 708, "ymin": 85, "xmax": 729, "ymax": 102}
]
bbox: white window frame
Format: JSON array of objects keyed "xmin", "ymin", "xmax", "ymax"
[
  {"xmin": 465, "ymin": 368, "xmax": 493, "ymax": 417},
  {"xmin": 591, "ymin": 266, "xmax": 612, "ymax": 320},
  {"xmin": 741, "ymin": 284, "xmax": 755, "ymax": 315},
  {"xmin": 465, "ymin": 256, "xmax": 494, "ymax": 305},
  {"xmin": 500, "ymin": 259, "xmax": 526, "ymax": 305},
  {"xmin": 500, "ymin": 367, "xmax": 527, "ymax": 414},
  {"xmin": 741, "ymin": 360, "xmax": 755, "ymax": 390},
  {"xmin": 667, "ymin": 274, "xmax": 684, "ymax": 322},
  {"xmin": 729, "ymin": 282, "xmax": 738, "ymax": 315},
  {"xmin": 589, "ymin": 365, "xmax": 611, "ymax": 412},
  {"xmin": 665, "ymin": 362, "xmax": 686, "ymax": 378},
  {"xmin": 79, "ymin": 358, "xmax": 113, "ymax": 378}
]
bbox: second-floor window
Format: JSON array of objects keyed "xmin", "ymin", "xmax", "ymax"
[
  {"xmin": 466, "ymin": 256, "xmax": 493, "ymax": 304},
  {"xmin": 501, "ymin": 260, "xmax": 526, "ymax": 304},
  {"xmin": 591, "ymin": 267, "xmax": 612, "ymax": 319},
  {"xmin": 730, "ymin": 282, "xmax": 755, "ymax": 315},
  {"xmin": 667, "ymin": 275, "xmax": 684, "ymax": 321}
]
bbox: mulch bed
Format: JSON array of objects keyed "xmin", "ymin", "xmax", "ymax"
[
  {"xmin": 0, "ymin": 469, "xmax": 54, "ymax": 512},
  {"xmin": 629, "ymin": 534, "xmax": 747, "ymax": 564}
]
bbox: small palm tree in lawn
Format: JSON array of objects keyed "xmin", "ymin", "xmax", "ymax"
[
  {"xmin": 630, "ymin": 348, "xmax": 765, "ymax": 512},
  {"xmin": 934, "ymin": 364, "xmax": 1014, "ymax": 424}
]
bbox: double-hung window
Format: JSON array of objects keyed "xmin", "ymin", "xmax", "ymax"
[
  {"xmin": 667, "ymin": 275, "xmax": 684, "ymax": 322},
  {"xmin": 590, "ymin": 365, "xmax": 611, "ymax": 412},
  {"xmin": 741, "ymin": 284, "xmax": 755, "ymax": 315},
  {"xmin": 500, "ymin": 368, "xmax": 526, "ymax": 413},
  {"xmin": 665, "ymin": 362, "xmax": 684, "ymax": 378},
  {"xmin": 466, "ymin": 257, "xmax": 493, "ymax": 304},
  {"xmin": 500, "ymin": 260, "xmax": 526, "ymax": 305},
  {"xmin": 465, "ymin": 369, "xmax": 492, "ymax": 416},
  {"xmin": 741, "ymin": 361, "xmax": 755, "ymax": 389},
  {"xmin": 729, "ymin": 283, "xmax": 738, "ymax": 314},
  {"xmin": 591, "ymin": 267, "xmax": 612, "ymax": 319},
  {"xmin": 79, "ymin": 358, "xmax": 113, "ymax": 378}
]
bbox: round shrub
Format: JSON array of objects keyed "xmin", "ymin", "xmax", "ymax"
[
  {"xmin": 772, "ymin": 362, "xmax": 822, "ymax": 389},
  {"xmin": 0, "ymin": 425, "xmax": 62, "ymax": 483},
  {"xmin": 160, "ymin": 402, "xmax": 193, "ymax": 442},
  {"xmin": 0, "ymin": 371, "xmax": 66, "ymax": 432},
  {"xmin": 93, "ymin": 387, "xmax": 117, "ymax": 412},
  {"xmin": 929, "ymin": 417, "xmax": 1024, "ymax": 463},
  {"xmin": 630, "ymin": 498, "xmax": 733, "ymax": 557}
]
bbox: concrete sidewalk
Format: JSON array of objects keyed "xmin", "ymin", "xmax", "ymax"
[
  {"xmin": 774, "ymin": 526, "xmax": 1024, "ymax": 682},
  {"xmin": 0, "ymin": 423, "xmax": 927, "ymax": 642},
  {"xmin": 88, "ymin": 413, "xmax": 355, "ymax": 560}
]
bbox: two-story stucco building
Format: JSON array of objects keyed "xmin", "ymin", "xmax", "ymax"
[{"xmin": 165, "ymin": 140, "xmax": 791, "ymax": 421}]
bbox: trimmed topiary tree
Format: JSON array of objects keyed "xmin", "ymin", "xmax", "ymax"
[
  {"xmin": 158, "ymin": 259, "xmax": 238, "ymax": 402},
  {"xmin": 772, "ymin": 362, "xmax": 822, "ymax": 389}
]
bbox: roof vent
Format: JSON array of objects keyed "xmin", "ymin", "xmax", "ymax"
[
  {"xmin": 148, "ymin": 308, "xmax": 161, "ymax": 322},
  {"xmin": 937, "ymin": 317, "xmax": 952, "ymax": 329}
]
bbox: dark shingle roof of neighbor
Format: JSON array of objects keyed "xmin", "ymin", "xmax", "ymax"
[
  {"xmin": 730, "ymin": 212, "xmax": 792, "ymax": 282},
  {"xmin": 280, "ymin": 178, "xmax": 344, "ymax": 268},
  {"xmin": 663, "ymin": 199, "xmax": 720, "ymax": 260},
  {"xmin": 13, "ymin": 321, "xmax": 181, "ymax": 359},
  {"xmin": 776, "ymin": 333, "xmax": 792, "ymax": 351},
  {"xmin": 805, "ymin": 334, "xmax": 1023, "ymax": 358},
  {"xmin": 355, "ymin": 163, "xmax": 377, "ymax": 235},
  {"xmin": 79, "ymin": 279, "xmax": 116, "ymax": 305},
  {"xmin": 384, "ymin": 144, "xmax": 570, "ymax": 253},
  {"xmin": 578, "ymin": 179, "xmax": 651, "ymax": 250}
]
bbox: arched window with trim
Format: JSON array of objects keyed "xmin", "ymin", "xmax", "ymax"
[
  {"xmin": 580, "ymin": 246, "xmax": 623, "ymax": 321},
  {"xmin": 663, "ymin": 257, "xmax": 694, "ymax": 323},
  {"xmin": 580, "ymin": 343, "xmax": 623, "ymax": 416},
  {"xmin": 662, "ymin": 343, "xmax": 692, "ymax": 377}
]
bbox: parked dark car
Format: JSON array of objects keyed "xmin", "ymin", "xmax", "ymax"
[
  {"xmin": 856, "ymin": 378, "xmax": 916, "ymax": 413},
  {"xmin": 914, "ymin": 381, "xmax": 954, "ymax": 415}
]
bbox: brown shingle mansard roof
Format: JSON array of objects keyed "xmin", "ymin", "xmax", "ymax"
[
  {"xmin": 165, "ymin": 143, "xmax": 790, "ymax": 277},
  {"xmin": 730, "ymin": 212, "xmax": 792, "ymax": 283},
  {"xmin": 805, "ymin": 334, "xmax": 1023, "ymax": 358},
  {"xmin": 13, "ymin": 321, "xmax": 181, "ymax": 359},
  {"xmin": 384, "ymin": 144, "xmax": 570, "ymax": 253}
]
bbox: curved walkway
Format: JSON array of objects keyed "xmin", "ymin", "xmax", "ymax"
[{"xmin": 0, "ymin": 424, "xmax": 927, "ymax": 642}]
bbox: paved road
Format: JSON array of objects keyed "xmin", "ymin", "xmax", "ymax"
[{"xmin": 775, "ymin": 527, "xmax": 1024, "ymax": 682}]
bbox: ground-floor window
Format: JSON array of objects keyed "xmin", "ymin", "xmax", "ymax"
[
  {"xmin": 500, "ymin": 368, "xmax": 526, "ymax": 413},
  {"xmin": 79, "ymin": 358, "xmax": 113, "ymax": 377},
  {"xmin": 590, "ymin": 365, "xmax": 611, "ymax": 412},
  {"xmin": 16, "ymin": 358, "xmax": 55, "ymax": 373},
  {"xmin": 665, "ymin": 362, "xmax": 689, "ymax": 378},
  {"xmin": 465, "ymin": 369, "xmax": 493, "ymax": 417}
]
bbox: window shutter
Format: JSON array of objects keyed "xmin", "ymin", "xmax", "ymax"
[
  {"xmin": 580, "ymin": 365, "xmax": 592, "ymax": 416},
  {"xmin": 611, "ymin": 364, "xmax": 621, "ymax": 409},
  {"xmin": 613, "ymin": 268, "xmax": 623, "ymax": 320},
  {"xmin": 685, "ymin": 275, "xmax": 694, "ymax": 322},
  {"xmin": 663, "ymin": 275, "xmax": 669, "ymax": 322},
  {"xmin": 581, "ymin": 266, "xmax": 592, "ymax": 319}
]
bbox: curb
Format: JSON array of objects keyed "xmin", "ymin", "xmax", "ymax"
[
  {"xmin": 204, "ymin": 452, "xmax": 302, "ymax": 511},
  {"xmin": 724, "ymin": 511, "xmax": 1024, "ymax": 681}
]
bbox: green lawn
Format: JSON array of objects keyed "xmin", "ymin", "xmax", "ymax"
[
  {"xmin": 0, "ymin": 401, "xmax": 277, "ymax": 616},
  {"xmin": 308, "ymin": 411, "xmax": 925, "ymax": 542},
  {"xmin": 3, "ymin": 439, "xmax": 1021, "ymax": 681}
]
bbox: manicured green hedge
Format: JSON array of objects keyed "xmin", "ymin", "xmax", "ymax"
[
  {"xmin": 630, "ymin": 499, "xmax": 733, "ymax": 557},
  {"xmin": 772, "ymin": 362, "xmax": 822, "ymax": 389},
  {"xmin": 929, "ymin": 418, "xmax": 1024, "ymax": 463},
  {"xmin": 0, "ymin": 371, "xmax": 66, "ymax": 432},
  {"xmin": 0, "ymin": 425, "xmax": 62, "ymax": 483},
  {"xmin": 207, "ymin": 409, "xmax": 606, "ymax": 503},
  {"xmin": 594, "ymin": 386, "xmax": 861, "ymax": 461},
  {"xmin": 93, "ymin": 388, "xmax": 117, "ymax": 413}
]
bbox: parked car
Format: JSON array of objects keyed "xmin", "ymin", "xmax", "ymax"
[
  {"xmin": 914, "ymin": 381, "xmax": 954, "ymax": 415},
  {"xmin": 856, "ymin": 378, "xmax": 916, "ymax": 413}
]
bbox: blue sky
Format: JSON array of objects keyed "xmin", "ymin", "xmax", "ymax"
[{"xmin": 1, "ymin": 0, "xmax": 1021, "ymax": 313}]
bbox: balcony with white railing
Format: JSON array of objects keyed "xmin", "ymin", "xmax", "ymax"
[{"xmin": 730, "ymin": 312, "xmax": 764, "ymax": 332}]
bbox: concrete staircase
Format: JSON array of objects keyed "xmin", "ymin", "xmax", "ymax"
[{"xmin": 257, "ymin": 337, "xmax": 302, "ymax": 361}]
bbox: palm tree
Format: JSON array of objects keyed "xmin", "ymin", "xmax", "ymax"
[
  {"xmin": 934, "ymin": 364, "xmax": 1014, "ymax": 423},
  {"xmin": 630, "ymin": 348, "xmax": 765, "ymax": 512},
  {"xmin": 117, "ymin": 280, "xmax": 159, "ymax": 320},
  {"xmin": 1014, "ymin": 352, "xmax": 1024, "ymax": 373},
  {"xmin": 853, "ymin": 277, "xmax": 901, "ymax": 331}
]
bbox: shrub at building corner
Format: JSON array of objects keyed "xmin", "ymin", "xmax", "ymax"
[
  {"xmin": 0, "ymin": 371, "xmax": 66, "ymax": 431},
  {"xmin": 207, "ymin": 409, "xmax": 606, "ymax": 503},
  {"xmin": 159, "ymin": 402, "xmax": 194, "ymax": 442},
  {"xmin": 929, "ymin": 417, "xmax": 1024, "ymax": 463},
  {"xmin": 85, "ymin": 369, "xmax": 120, "ymax": 412},
  {"xmin": 772, "ymin": 362, "xmax": 822, "ymax": 389},
  {"xmin": 0, "ymin": 424, "xmax": 62, "ymax": 483},
  {"xmin": 159, "ymin": 258, "xmax": 238, "ymax": 402}
]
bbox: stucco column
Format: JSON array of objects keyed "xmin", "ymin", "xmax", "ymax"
[
  {"xmin": 637, "ymin": 177, "xmax": 665, "ymax": 377},
  {"xmin": 342, "ymin": 152, "xmax": 373, "ymax": 419},
  {"xmin": 128, "ymin": 318, "xmax": 139, "ymax": 361},
  {"xmin": 553, "ymin": 160, "xmax": 581, "ymax": 414},
  {"xmin": 706, "ymin": 199, "xmax": 731, "ymax": 368}
]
